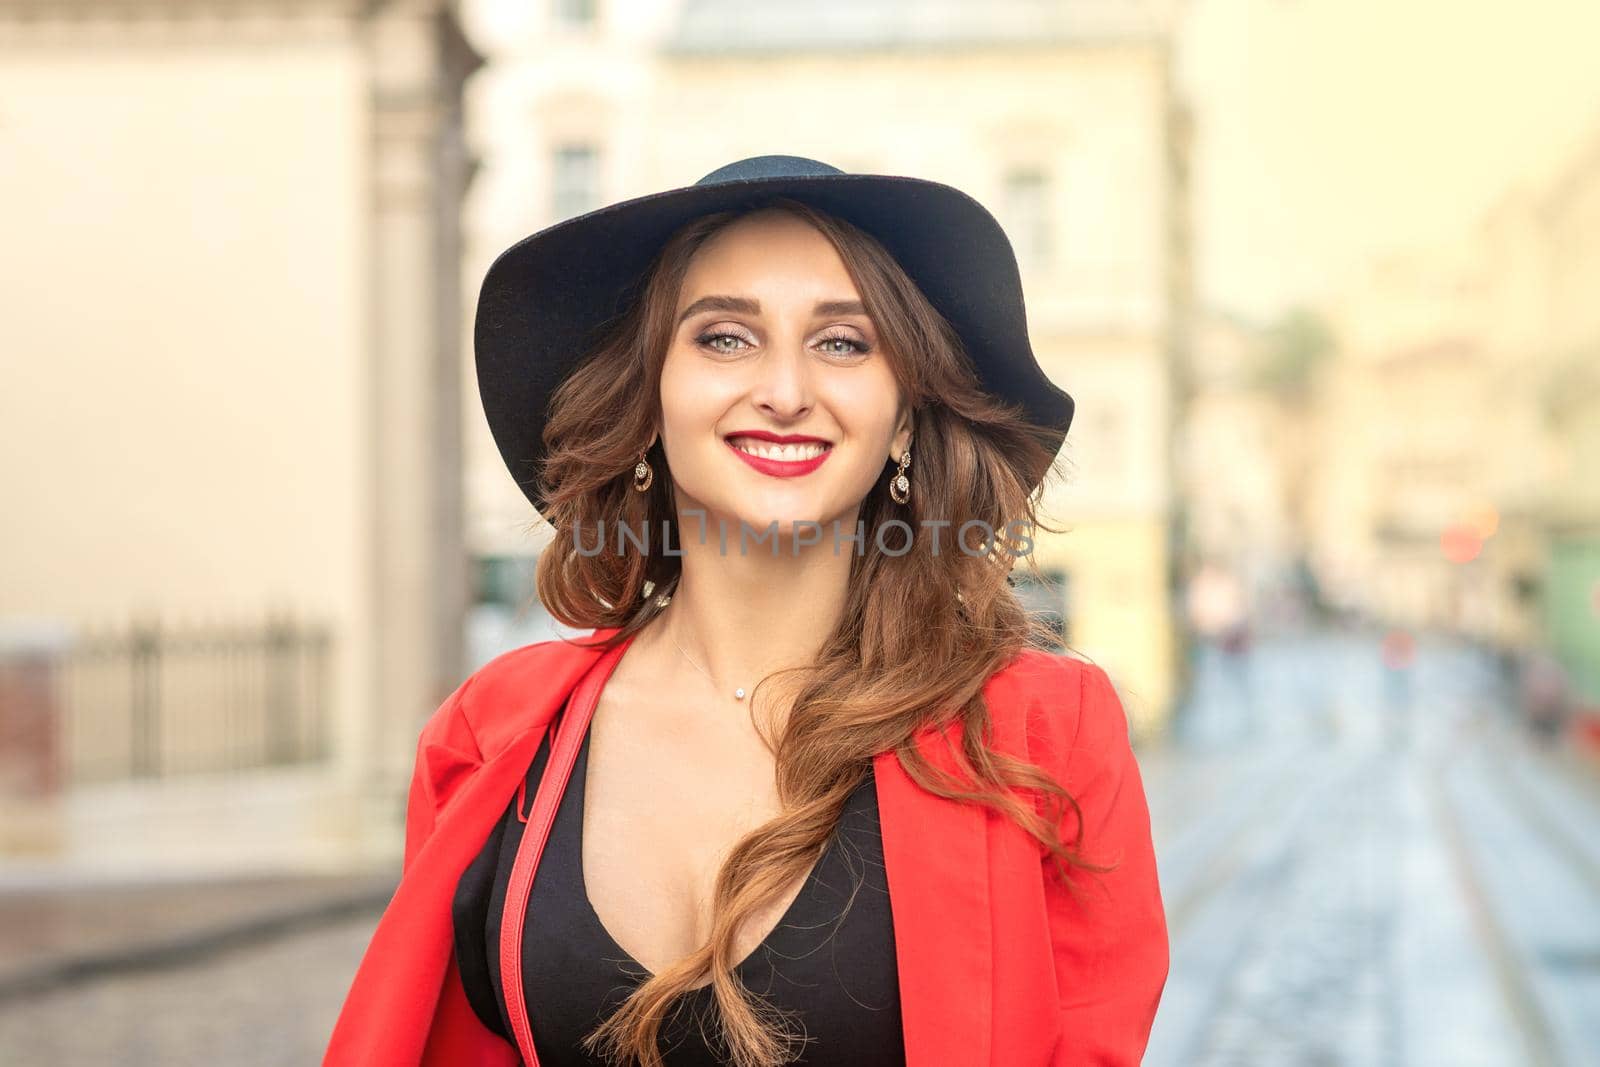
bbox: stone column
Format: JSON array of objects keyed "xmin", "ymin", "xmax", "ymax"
[{"xmin": 362, "ymin": 0, "xmax": 480, "ymax": 821}]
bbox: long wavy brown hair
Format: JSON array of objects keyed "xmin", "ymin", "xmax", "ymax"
[{"xmin": 528, "ymin": 196, "xmax": 1108, "ymax": 1067}]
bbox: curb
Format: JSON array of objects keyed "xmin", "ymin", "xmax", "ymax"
[{"xmin": 0, "ymin": 881, "xmax": 395, "ymax": 1004}]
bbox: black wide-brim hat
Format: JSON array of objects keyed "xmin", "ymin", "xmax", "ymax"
[{"xmin": 475, "ymin": 154, "xmax": 1075, "ymax": 516}]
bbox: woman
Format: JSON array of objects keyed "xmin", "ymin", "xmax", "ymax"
[{"xmin": 324, "ymin": 155, "xmax": 1169, "ymax": 1067}]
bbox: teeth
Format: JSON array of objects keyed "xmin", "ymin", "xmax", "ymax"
[{"xmin": 730, "ymin": 438, "xmax": 830, "ymax": 461}]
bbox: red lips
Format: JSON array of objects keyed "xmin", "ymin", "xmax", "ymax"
[{"xmin": 724, "ymin": 431, "xmax": 833, "ymax": 478}]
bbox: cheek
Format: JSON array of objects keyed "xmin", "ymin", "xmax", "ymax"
[
  {"xmin": 659, "ymin": 351, "xmax": 732, "ymax": 435},
  {"xmin": 824, "ymin": 370, "xmax": 903, "ymax": 445}
]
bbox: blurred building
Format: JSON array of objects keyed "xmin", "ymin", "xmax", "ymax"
[
  {"xmin": 1177, "ymin": 307, "xmax": 1304, "ymax": 617},
  {"xmin": 1472, "ymin": 184, "xmax": 1562, "ymax": 653},
  {"xmin": 0, "ymin": 0, "xmax": 480, "ymax": 872},
  {"xmin": 1312, "ymin": 120, "xmax": 1600, "ymax": 714},
  {"xmin": 462, "ymin": 0, "xmax": 1192, "ymax": 738},
  {"xmin": 1316, "ymin": 239, "xmax": 1529, "ymax": 636},
  {"xmin": 456, "ymin": 0, "xmax": 683, "ymax": 657},
  {"xmin": 1534, "ymin": 128, "xmax": 1600, "ymax": 713}
]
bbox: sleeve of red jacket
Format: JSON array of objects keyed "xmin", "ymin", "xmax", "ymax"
[{"xmin": 1044, "ymin": 661, "xmax": 1171, "ymax": 1066}]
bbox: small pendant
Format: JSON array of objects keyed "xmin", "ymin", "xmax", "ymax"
[{"xmin": 734, "ymin": 687, "xmax": 746, "ymax": 700}]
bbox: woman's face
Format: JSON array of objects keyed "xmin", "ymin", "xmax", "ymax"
[{"xmin": 658, "ymin": 209, "xmax": 912, "ymax": 543}]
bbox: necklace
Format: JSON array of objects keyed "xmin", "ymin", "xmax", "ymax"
[{"xmin": 668, "ymin": 626, "xmax": 748, "ymax": 701}]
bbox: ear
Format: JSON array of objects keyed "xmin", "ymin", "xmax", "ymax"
[{"xmin": 889, "ymin": 408, "xmax": 915, "ymax": 463}]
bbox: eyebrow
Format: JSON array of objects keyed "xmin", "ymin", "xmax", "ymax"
[{"xmin": 675, "ymin": 295, "xmax": 868, "ymax": 325}]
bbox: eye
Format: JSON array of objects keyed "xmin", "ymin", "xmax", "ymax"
[
  {"xmin": 816, "ymin": 330, "xmax": 871, "ymax": 357},
  {"xmin": 694, "ymin": 329, "xmax": 752, "ymax": 355}
]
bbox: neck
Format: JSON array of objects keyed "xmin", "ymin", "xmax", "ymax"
[{"xmin": 650, "ymin": 506, "xmax": 855, "ymax": 699}]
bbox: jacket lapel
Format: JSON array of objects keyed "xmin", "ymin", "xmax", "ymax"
[{"xmin": 875, "ymin": 721, "xmax": 994, "ymax": 1066}]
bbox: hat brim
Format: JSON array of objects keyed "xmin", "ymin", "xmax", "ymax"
[{"xmin": 474, "ymin": 169, "xmax": 1074, "ymax": 516}]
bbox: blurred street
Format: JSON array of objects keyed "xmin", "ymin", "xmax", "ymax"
[
  {"xmin": 4, "ymin": 0, "xmax": 1599, "ymax": 1063},
  {"xmin": 0, "ymin": 874, "xmax": 391, "ymax": 1065},
  {"xmin": 1146, "ymin": 627, "xmax": 1600, "ymax": 1067},
  {"xmin": 2, "ymin": 627, "xmax": 1597, "ymax": 1065},
  {"xmin": 0, "ymin": 909, "xmax": 378, "ymax": 1066}
]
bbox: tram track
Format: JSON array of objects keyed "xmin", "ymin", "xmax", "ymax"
[
  {"xmin": 1156, "ymin": 739, "xmax": 1324, "ymax": 938},
  {"xmin": 1146, "ymin": 742, "xmax": 1391, "ymax": 1066},
  {"xmin": 1489, "ymin": 727, "xmax": 1600, "ymax": 906},
  {"xmin": 1426, "ymin": 712, "xmax": 1600, "ymax": 1067},
  {"xmin": 1424, "ymin": 736, "xmax": 1563, "ymax": 1067}
]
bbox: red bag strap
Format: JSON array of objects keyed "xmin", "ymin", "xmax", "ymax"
[{"xmin": 499, "ymin": 638, "xmax": 629, "ymax": 1065}]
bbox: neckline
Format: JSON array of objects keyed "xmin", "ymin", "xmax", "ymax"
[{"xmin": 570, "ymin": 721, "xmax": 834, "ymax": 990}]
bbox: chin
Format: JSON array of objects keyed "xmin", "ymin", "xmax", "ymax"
[
  {"xmin": 704, "ymin": 501, "xmax": 846, "ymax": 549},
  {"xmin": 736, "ymin": 507, "xmax": 831, "ymax": 534}
]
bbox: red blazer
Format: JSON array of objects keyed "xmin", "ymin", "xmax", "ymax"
[{"xmin": 323, "ymin": 627, "xmax": 1169, "ymax": 1066}]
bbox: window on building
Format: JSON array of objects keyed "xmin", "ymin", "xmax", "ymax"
[
  {"xmin": 1002, "ymin": 166, "xmax": 1053, "ymax": 271},
  {"xmin": 554, "ymin": 0, "xmax": 597, "ymax": 27},
  {"xmin": 552, "ymin": 144, "xmax": 600, "ymax": 221}
]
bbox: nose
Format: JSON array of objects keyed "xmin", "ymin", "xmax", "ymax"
[{"xmin": 747, "ymin": 339, "xmax": 814, "ymax": 422}]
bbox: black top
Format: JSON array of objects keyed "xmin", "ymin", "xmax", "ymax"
[{"xmin": 451, "ymin": 701, "xmax": 906, "ymax": 1066}]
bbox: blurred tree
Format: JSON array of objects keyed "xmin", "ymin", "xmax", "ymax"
[
  {"xmin": 1537, "ymin": 342, "xmax": 1600, "ymax": 423},
  {"xmin": 1251, "ymin": 305, "xmax": 1336, "ymax": 403}
]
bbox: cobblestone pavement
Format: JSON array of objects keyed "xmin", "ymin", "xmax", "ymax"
[{"xmin": 0, "ymin": 909, "xmax": 379, "ymax": 1065}]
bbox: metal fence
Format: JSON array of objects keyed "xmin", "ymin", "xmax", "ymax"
[{"xmin": 53, "ymin": 616, "xmax": 333, "ymax": 784}]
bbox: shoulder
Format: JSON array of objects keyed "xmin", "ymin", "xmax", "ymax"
[
  {"xmin": 418, "ymin": 630, "xmax": 620, "ymax": 763},
  {"xmin": 981, "ymin": 647, "xmax": 1133, "ymax": 783}
]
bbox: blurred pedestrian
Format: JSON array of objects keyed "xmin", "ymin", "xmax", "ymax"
[
  {"xmin": 1519, "ymin": 647, "xmax": 1571, "ymax": 749},
  {"xmin": 1380, "ymin": 629, "xmax": 1417, "ymax": 749},
  {"xmin": 1186, "ymin": 561, "xmax": 1256, "ymax": 739}
]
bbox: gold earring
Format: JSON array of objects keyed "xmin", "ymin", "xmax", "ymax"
[
  {"xmin": 889, "ymin": 447, "xmax": 911, "ymax": 504},
  {"xmin": 632, "ymin": 449, "xmax": 654, "ymax": 492}
]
